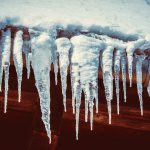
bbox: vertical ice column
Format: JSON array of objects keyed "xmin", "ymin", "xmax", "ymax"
[
  {"xmin": 23, "ymin": 39, "xmax": 31, "ymax": 79},
  {"xmin": 55, "ymin": 38, "xmax": 71, "ymax": 112},
  {"xmin": 82, "ymin": 83, "xmax": 90, "ymax": 123},
  {"xmin": 148, "ymin": 64, "xmax": 150, "ymax": 97},
  {"xmin": 1, "ymin": 29, "xmax": 11, "ymax": 113},
  {"xmin": 53, "ymin": 51, "xmax": 58, "ymax": 85},
  {"xmin": 70, "ymin": 49, "xmax": 81, "ymax": 140},
  {"xmin": 114, "ymin": 49, "xmax": 121, "ymax": 114},
  {"xmin": 13, "ymin": 31, "xmax": 23, "ymax": 102},
  {"xmin": 135, "ymin": 54, "xmax": 145, "ymax": 115},
  {"xmin": 70, "ymin": 35, "xmax": 105, "ymax": 139},
  {"xmin": 121, "ymin": 51, "xmax": 127, "ymax": 102},
  {"xmin": 49, "ymin": 28, "xmax": 58, "ymax": 85},
  {"xmin": 31, "ymin": 32, "xmax": 52, "ymax": 143},
  {"xmin": 74, "ymin": 76, "xmax": 82, "ymax": 140},
  {"xmin": 69, "ymin": 48, "xmax": 75, "ymax": 114},
  {"xmin": 102, "ymin": 46, "xmax": 114, "ymax": 124},
  {"xmin": 127, "ymin": 52, "xmax": 133, "ymax": 87},
  {"xmin": 0, "ymin": 31, "xmax": 3, "ymax": 92},
  {"xmin": 70, "ymin": 57, "xmax": 81, "ymax": 140},
  {"xmin": 126, "ymin": 39, "xmax": 145, "ymax": 87},
  {"xmin": 148, "ymin": 81, "xmax": 150, "ymax": 97}
]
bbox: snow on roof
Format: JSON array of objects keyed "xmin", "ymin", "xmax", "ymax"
[{"xmin": 0, "ymin": 0, "xmax": 150, "ymax": 39}]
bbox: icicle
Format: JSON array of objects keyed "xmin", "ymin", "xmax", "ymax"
[
  {"xmin": 50, "ymin": 42, "xmax": 58, "ymax": 85},
  {"xmin": 135, "ymin": 54, "xmax": 145, "ymax": 115},
  {"xmin": 114, "ymin": 49, "xmax": 121, "ymax": 114},
  {"xmin": 23, "ymin": 39, "xmax": 31, "ymax": 79},
  {"xmin": 49, "ymin": 27, "xmax": 58, "ymax": 85},
  {"xmin": 75, "ymin": 79, "xmax": 82, "ymax": 140},
  {"xmin": 69, "ymin": 57, "xmax": 81, "ymax": 139},
  {"xmin": 56, "ymin": 38, "xmax": 71, "ymax": 112},
  {"xmin": 71, "ymin": 68, "xmax": 75, "ymax": 114},
  {"xmin": 31, "ymin": 32, "xmax": 52, "ymax": 142},
  {"xmin": 70, "ymin": 35, "xmax": 105, "ymax": 139},
  {"xmin": 89, "ymin": 83, "xmax": 94, "ymax": 130},
  {"xmin": 126, "ymin": 39, "xmax": 145, "ymax": 87},
  {"xmin": 1, "ymin": 29, "xmax": 11, "ymax": 113},
  {"xmin": 121, "ymin": 51, "xmax": 127, "ymax": 102},
  {"xmin": 27, "ymin": 52, "xmax": 32, "ymax": 79},
  {"xmin": 83, "ymin": 85, "xmax": 89, "ymax": 122},
  {"xmin": 69, "ymin": 48, "xmax": 75, "ymax": 114},
  {"xmin": 102, "ymin": 46, "xmax": 114, "ymax": 124},
  {"xmin": 148, "ymin": 64, "xmax": 150, "ymax": 97},
  {"xmin": 0, "ymin": 30, "xmax": 3, "ymax": 92},
  {"xmin": 148, "ymin": 81, "xmax": 150, "ymax": 97},
  {"xmin": 53, "ymin": 53, "xmax": 58, "ymax": 85},
  {"xmin": 127, "ymin": 53, "xmax": 133, "ymax": 87},
  {"xmin": 13, "ymin": 31, "xmax": 23, "ymax": 102}
]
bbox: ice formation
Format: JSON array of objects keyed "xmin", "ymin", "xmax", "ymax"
[
  {"xmin": 70, "ymin": 35, "xmax": 105, "ymax": 139},
  {"xmin": 102, "ymin": 46, "xmax": 114, "ymax": 124},
  {"xmin": 148, "ymin": 65, "xmax": 150, "ymax": 97},
  {"xmin": 121, "ymin": 51, "xmax": 127, "ymax": 102},
  {"xmin": 114, "ymin": 49, "xmax": 121, "ymax": 114},
  {"xmin": 31, "ymin": 32, "xmax": 52, "ymax": 143},
  {"xmin": 56, "ymin": 38, "xmax": 71, "ymax": 112},
  {"xmin": 0, "ymin": 29, "xmax": 11, "ymax": 113},
  {"xmin": 126, "ymin": 39, "xmax": 146, "ymax": 87},
  {"xmin": 22, "ymin": 38, "xmax": 31, "ymax": 79},
  {"xmin": 0, "ymin": 26, "xmax": 149, "ymax": 142},
  {"xmin": 13, "ymin": 31, "xmax": 23, "ymax": 102},
  {"xmin": 135, "ymin": 54, "xmax": 145, "ymax": 115}
]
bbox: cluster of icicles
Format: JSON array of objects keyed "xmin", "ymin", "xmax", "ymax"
[{"xmin": 0, "ymin": 28, "xmax": 150, "ymax": 143}]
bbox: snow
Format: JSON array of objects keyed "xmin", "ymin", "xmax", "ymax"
[{"xmin": 0, "ymin": 0, "xmax": 150, "ymax": 38}]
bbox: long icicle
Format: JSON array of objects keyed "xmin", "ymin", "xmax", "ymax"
[
  {"xmin": 13, "ymin": 31, "xmax": 23, "ymax": 102},
  {"xmin": 0, "ymin": 30, "xmax": 3, "ymax": 92},
  {"xmin": 1, "ymin": 29, "xmax": 11, "ymax": 113},
  {"xmin": 31, "ymin": 32, "xmax": 52, "ymax": 143},
  {"xmin": 114, "ymin": 49, "xmax": 121, "ymax": 114},
  {"xmin": 75, "ymin": 79, "xmax": 82, "ymax": 140},
  {"xmin": 56, "ymin": 38, "xmax": 71, "ymax": 112},
  {"xmin": 148, "ymin": 64, "xmax": 150, "ymax": 97},
  {"xmin": 49, "ymin": 27, "xmax": 58, "ymax": 85},
  {"xmin": 102, "ymin": 46, "xmax": 114, "ymax": 124},
  {"xmin": 135, "ymin": 54, "xmax": 145, "ymax": 115},
  {"xmin": 126, "ymin": 39, "xmax": 146, "ymax": 87},
  {"xmin": 121, "ymin": 51, "xmax": 127, "ymax": 102},
  {"xmin": 70, "ymin": 35, "xmax": 105, "ymax": 136}
]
